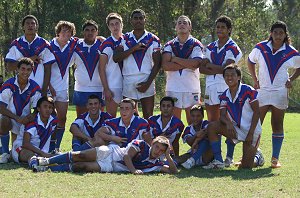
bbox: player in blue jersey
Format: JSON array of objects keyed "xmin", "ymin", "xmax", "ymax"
[
  {"xmin": 248, "ymin": 21, "xmax": 300, "ymax": 168},
  {"xmin": 203, "ymin": 65, "xmax": 263, "ymax": 169},
  {"xmin": 0, "ymin": 58, "xmax": 41, "ymax": 163},
  {"xmin": 5, "ymin": 15, "xmax": 55, "ymax": 96},
  {"xmin": 113, "ymin": 9, "xmax": 161, "ymax": 119},
  {"xmin": 35, "ymin": 136, "xmax": 177, "ymax": 174},
  {"xmin": 148, "ymin": 96, "xmax": 184, "ymax": 156},
  {"xmin": 70, "ymin": 94, "xmax": 112, "ymax": 151},
  {"xmin": 49, "ymin": 21, "xmax": 77, "ymax": 151},
  {"xmin": 99, "ymin": 13, "xmax": 123, "ymax": 117},
  {"xmin": 11, "ymin": 97, "xmax": 57, "ymax": 168},
  {"xmin": 73, "ymin": 20, "xmax": 106, "ymax": 117}
]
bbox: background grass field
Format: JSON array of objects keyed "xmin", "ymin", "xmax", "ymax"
[{"xmin": 0, "ymin": 107, "xmax": 299, "ymax": 197}]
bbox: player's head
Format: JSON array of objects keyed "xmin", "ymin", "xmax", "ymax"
[
  {"xmin": 36, "ymin": 96, "xmax": 54, "ymax": 118},
  {"xmin": 106, "ymin": 13, "xmax": 123, "ymax": 36},
  {"xmin": 223, "ymin": 64, "xmax": 241, "ymax": 87},
  {"xmin": 119, "ymin": 98, "xmax": 136, "ymax": 120},
  {"xmin": 215, "ymin": 15, "xmax": 232, "ymax": 37},
  {"xmin": 22, "ymin": 15, "xmax": 38, "ymax": 34},
  {"xmin": 150, "ymin": 136, "xmax": 170, "ymax": 159},
  {"xmin": 130, "ymin": 9, "xmax": 146, "ymax": 31},
  {"xmin": 87, "ymin": 94, "xmax": 102, "ymax": 116},
  {"xmin": 175, "ymin": 15, "xmax": 192, "ymax": 34},
  {"xmin": 160, "ymin": 96, "xmax": 174, "ymax": 117},
  {"xmin": 17, "ymin": 58, "xmax": 33, "ymax": 81},
  {"xmin": 190, "ymin": 104, "xmax": 204, "ymax": 125},
  {"xmin": 268, "ymin": 21, "xmax": 291, "ymax": 45},
  {"xmin": 82, "ymin": 20, "xmax": 98, "ymax": 43},
  {"xmin": 55, "ymin": 20, "xmax": 76, "ymax": 38}
]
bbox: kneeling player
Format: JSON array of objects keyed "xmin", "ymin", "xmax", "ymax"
[
  {"xmin": 204, "ymin": 64, "xmax": 263, "ymax": 169},
  {"xmin": 35, "ymin": 136, "xmax": 178, "ymax": 174},
  {"xmin": 11, "ymin": 97, "xmax": 57, "ymax": 166}
]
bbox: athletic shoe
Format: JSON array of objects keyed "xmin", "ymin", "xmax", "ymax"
[
  {"xmin": 0, "ymin": 153, "xmax": 10, "ymax": 164},
  {"xmin": 35, "ymin": 166, "xmax": 48, "ymax": 172},
  {"xmin": 37, "ymin": 157, "xmax": 49, "ymax": 166},
  {"xmin": 202, "ymin": 159, "xmax": 225, "ymax": 169},
  {"xmin": 224, "ymin": 157, "xmax": 234, "ymax": 167},
  {"xmin": 271, "ymin": 157, "xmax": 281, "ymax": 168},
  {"xmin": 181, "ymin": 157, "xmax": 195, "ymax": 169},
  {"xmin": 29, "ymin": 156, "xmax": 38, "ymax": 170},
  {"xmin": 256, "ymin": 148, "xmax": 265, "ymax": 167}
]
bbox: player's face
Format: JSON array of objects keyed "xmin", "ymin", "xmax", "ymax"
[
  {"xmin": 38, "ymin": 101, "xmax": 53, "ymax": 120},
  {"xmin": 87, "ymin": 98, "xmax": 101, "ymax": 116},
  {"xmin": 175, "ymin": 17, "xmax": 191, "ymax": 34},
  {"xmin": 17, "ymin": 64, "xmax": 32, "ymax": 81},
  {"xmin": 160, "ymin": 101, "xmax": 174, "ymax": 118},
  {"xmin": 131, "ymin": 13, "xmax": 145, "ymax": 31},
  {"xmin": 119, "ymin": 102, "xmax": 135, "ymax": 121},
  {"xmin": 150, "ymin": 142, "xmax": 167, "ymax": 159},
  {"xmin": 224, "ymin": 69, "xmax": 240, "ymax": 88},
  {"xmin": 23, "ymin": 18, "xmax": 38, "ymax": 35},
  {"xmin": 58, "ymin": 26, "xmax": 72, "ymax": 43},
  {"xmin": 215, "ymin": 22, "xmax": 231, "ymax": 39},
  {"xmin": 108, "ymin": 19, "xmax": 123, "ymax": 36},
  {"xmin": 83, "ymin": 25, "xmax": 98, "ymax": 43},
  {"xmin": 271, "ymin": 28, "xmax": 286, "ymax": 47},
  {"xmin": 190, "ymin": 110, "xmax": 203, "ymax": 126}
]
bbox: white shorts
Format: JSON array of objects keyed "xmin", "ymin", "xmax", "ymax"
[
  {"xmin": 232, "ymin": 126, "xmax": 261, "ymax": 148},
  {"xmin": 55, "ymin": 90, "xmax": 69, "ymax": 102},
  {"xmin": 103, "ymin": 88, "xmax": 123, "ymax": 104},
  {"xmin": 257, "ymin": 88, "xmax": 288, "ymax": 110},
  {"xmin": 123, "ymin": 74, "xmax": 155, "ymax": 100},
  {"xmin": 11, "ymin": 141, "xmax": 22, "ymax": 163},
  {"xmin": 204, "ymin": 84, "xmax": 228, "ymax": 105},
  {"xmin": 166, "ymin": 91, "xmax": 200, "ymax": 108},
  {"xmin": 0, "ymin": 115, "xmax": 22, "ymax": 135},
  {"xmin": 95, "ymin": 145, "xmax": 113, "ymax": 172}
]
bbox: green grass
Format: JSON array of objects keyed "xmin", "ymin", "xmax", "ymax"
[{"xmin": 1, "ymin": 107, "xmax": 300, "ymax": 197}]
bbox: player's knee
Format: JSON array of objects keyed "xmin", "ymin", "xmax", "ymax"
[
  {"xmin": 72, "ymin": 162, "xmax": 87, "ymax": 172},
  {"xmin": 0, "ymin": 116, "xmax": 12, "ymax": 133}
]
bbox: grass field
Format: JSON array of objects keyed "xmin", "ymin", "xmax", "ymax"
[{"xmin": 0, "ymin": 106, "xmax": 300, "ymax": 197}]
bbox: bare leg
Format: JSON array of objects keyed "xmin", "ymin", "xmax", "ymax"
[
  {"xmin": 173, "ymin": 107, "xmax": 182, "ymax": 120},
  {"xmin": 240, "ymin": 143, "xmax": 257, "ymax": 169},
  {"xmin": 55, "ymin": 101, "xmax": 68, "ymax": 128},
  {"xmin": 105, "ymin": 99, "xmax": 119, "ymax": 118},
  {"xmin": 19, "ymin": 149, "xmax": 35, "ymax": 163},
  {"xmin": 72, "ymin": 161, "xmax": 101, "ymax": 172},
  {"xmin": 140, "ymin": 95, "xmax": 154, "ymax": 119},
  {"xmin": 205, "ymin": 104, "xmax": 220, "ymax": 121},
  {"xmin": 76, "ymin": 106, "xmax": 88, "ymax": 117},
  {"xmin": 184, "ymin": 107, "xmax": 192, "ymax": 125}
]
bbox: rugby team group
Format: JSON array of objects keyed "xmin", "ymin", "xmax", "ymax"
[{"xmin": 0, "ymin": 8, "xmax": 299, "ymax": 174}]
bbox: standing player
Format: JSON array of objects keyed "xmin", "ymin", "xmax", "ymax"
[
  {"xmin": 248, "ymin": 21, "xmax": 300, "ymax": 168},
  {"xmin": 148, "ymin": 97, "xmax": 184, "ymax": 156},
  {"xmin": 73, "ymin": 20, "xmax": 105, "ymax": 116},
  {"xmin": 70, "ymin": 94, "xmax": 112, "ymax": 151},
  {"xmin": 162, "ymin": 15, "xmax": 203, "ymax": 124},
  {"xmin": 5, "ymin": 15, "xmax": 55, "ymax": 96},
  {"xmin": 99, "ymin": 13, "xmax": 123, "ymax": 117},
  {"xmin": 0, "ymin": 58, "xmax": 41, "ymax": 163},
  {"xmin": 201, "ymin": 16, "xmax": 242, "ymax": 165},
  {"xmin": 11, "ymin": 97, "xmax": 57, "ymax": 165},
  {"xmin": 50, "ymin": 21, "xmax": 78, "ymax": 151},
  {"xmin": 113, "ymin": 9, "xmax": 161, "ymax": 119},
  {"xmin": 204, "ymin": 65, "xmax": 262, "ymax": 169}
]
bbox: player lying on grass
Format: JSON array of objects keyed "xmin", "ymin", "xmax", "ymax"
[
  {"xmin": 34, "ymin": 136, "xmax": 178, "ymax": 174},
  {"xmin": 11, "ymin": 97, "xmax": 57, "ymax": 167},
  {"xmin": 179, "ymin": 104, "xmax": 214, "ymax": 169},
  {"xmin": 203, "ymin": 64, "xmax": 264, "ymax": 169}
]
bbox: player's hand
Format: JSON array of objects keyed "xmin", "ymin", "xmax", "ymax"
[
  {"xmin": 133, "ymin": 42, "xmax": 147, "ymax": 52},
  {"xmin": 133, "ymin": 169, "xmax": 144, "ymax": 175},
  {"xmin": 226, "ymin": 123, "xmax": 236, "ymax": 139},
  {"xmin": 191, "ymin": 137, "xmax": 200, "ymax": 152},
  {"xmin": 165, "ymin": 143, "xmax": 172, "ymax": 156},
  {"xmin": 113, "ymin": 136, "xmax": 127, "ymax": 145},
  {"xmin": 16, "ymin": 116, "xmax": 31, "ymax": 125},
  {"xmin": 25, "ymin": 114, "xmax": 36, "ymax": 123},
  {"xmin": 30, "ymin": 55, "xmax": 41, "ymax": 64},
  {"xmin": 285, "ymin": 79, "xmax": 292, "ymax": 89},
  {"xmin": 104, "ymin": 89, "xmax": 114, "ymax": 102},
  {"xmin": 136, "ymin": 81, "xmax": 150, "ymax": 93},
  {"xmin": 253, "ymin": 80, "xmax": 260, "ymax": 90}
]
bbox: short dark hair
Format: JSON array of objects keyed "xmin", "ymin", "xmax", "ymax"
[
  {"xmin": 120, "ymin": 98, "xmax": 135, "ymax": 109},
  {"xmin": 22, "ymin": 15, "xmax": 39, "ymax": 27},
  {"xmin": 223, "ymin": 64, "xmax": 242, "ymax": 78},
  {"xmin": 37, "ymin": 96, "xmax": 54, "ymax": 109},
  {"xmin": 215, "ymin": 15, "xmax": 232, "ymax": 35},
  {"xmin": 87, "ymin": 94, "xmax": 101, "ymax": 104},
  {"xmin": 106, "ymin": 13, "xmax": 123, "ymax": 26},
  {"xmin": 190, "ymin": 104, "xmax": 204, "ymax": 117},
  {"xmin": 17, "ymin": 57, "xmax": 34, "ymax": 69},
  {"xmin": 268, "ymin": 21, "xmax": 291, "ymax": 45},
  {"xmin": 160, "ymin": 96, "xmax": 175, "ymax": 107},
  {"xmin": 130, "ymin": 9, "xmax": 146, "ymax": 19},
  {"xmin": 82, "ymin": 20, "xmax": 98, "ymax": 31}
]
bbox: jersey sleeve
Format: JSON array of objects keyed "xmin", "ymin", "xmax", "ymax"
[
  {"xmin": 182, "ymin": 126, "xmax": 193, "ymax": 143},
  {"xmin": 41, "ymin": 47, "xmax": 56, "ymax": 65},
  {"xmin": 226, "ymin": 46, "xmax": 243, "ymax": 63},
  {"xmin": 191, "ymin": 45, "xmax": 204, "ymax": 59},
  {"xmin": 24, "ymin": 123, "xmax": 37, "ymax": 137},
  {"xmin": 5, "ymin": 46, "xmax": 23, "ymax": 62},
  {"xmin": 248, "ymin": 47, "xmax": 260, "ymax": 65},
  {"xmin": 30, "ymin": 90, "xmax": 42, "ymax": 109},
  {"xmin": 162, "ymin": 42, "xmax": 172, "ymax": 54},
  {"xmin": 0, "ymin": 88, "xmax": 13, "ymax": 107}
]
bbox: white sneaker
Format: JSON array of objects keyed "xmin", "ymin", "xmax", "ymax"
[
  {"xmin": 224, "ymin": 157, "xmax": 234, "ymax": 167},
  {"xmin": 181, "ymin": 157, "xmax": 195, "ymax": 169},
  {"xmin": 0, "ymin": 153, "xmax": 10, "ymax": 164},
  {"xmin": 34, "ymin": 166, "xmax": 48, "ymax": 172},
  {"xmin": 37, "ymin": 157, "xmax": 49, "ymax": 166},
  {"xmin": 256, "ymin": 148, "xmax": 265, "ymax": 167},
  {"xmin": 202, "ymin": 159, "xmax": 225, "ymax": 169},
  {"xmin": 28, "ymin": 156, "xmax": 38, "ymax": 170}
]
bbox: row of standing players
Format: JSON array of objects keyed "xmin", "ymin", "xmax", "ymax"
[{"xmin": 0, "ymin": 9, "xmax": 299, "ymax": 172}]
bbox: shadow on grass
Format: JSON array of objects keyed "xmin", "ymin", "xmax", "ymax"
[
  {"xmin": 175, "ymin": 166, "xmax": 275, "ymax": 180},
  {"xmin": 0, "ymin": 162, "xmax": 28, "ymax": 170}
]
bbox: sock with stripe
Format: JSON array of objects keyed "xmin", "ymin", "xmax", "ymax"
[
  {"xmin": 211, "ymin": 140, "xmax": 223, "ymax": 162},
  {"xmin": 48, "ymin": 152, "xmax": 73, "ymax": 165},
  {"xmin": 55, "ymin": 127, "xmax": 65, "ymax": 149},
  {"xmin": 77, "ymin": 141, "xmax": 92, "ymax": 151},
  {"xmin": 72, "ymin": 139, "xmax": 82, "ymax": 151},
  {"xmin": 225, "ymin": 138, "xmax": 235, "ymax": 159},
  {"xmin": 0, "ymin": 133, "xmax": 10, "ymax": 154},
  {"xmin": 49, "ymin": 164, "xmax": 72, "ymax": 172},
  {"xmin": 272, "ymin": 133, "xmax": 284, "ymax": 159},
  {"xmin": 192, "ymin": 139, "xmax": 210, "ymax": 162}
]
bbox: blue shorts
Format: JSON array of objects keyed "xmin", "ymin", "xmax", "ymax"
[{"xmin": 73, "ymin": 91, "xmax": 104, "ymax": 107}]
